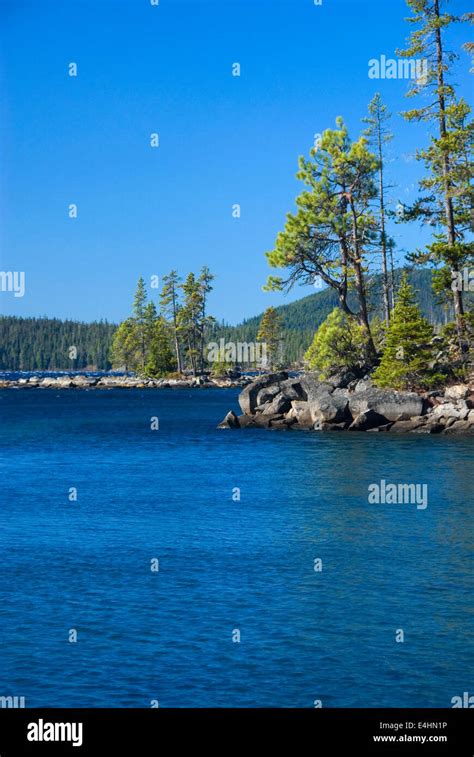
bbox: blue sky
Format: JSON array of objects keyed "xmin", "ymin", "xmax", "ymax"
[{"xmin": 0, "ymin": 0, "xmax": 472, "ymax": 324}]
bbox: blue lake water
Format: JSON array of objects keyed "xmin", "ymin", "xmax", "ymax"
[{"xmin": 0, "ymin": 388, "xmax": 472, "ymax": 707}]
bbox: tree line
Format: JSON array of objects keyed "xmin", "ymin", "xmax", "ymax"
[{"xmin": 1, "ymin": 268, "xmax": 468, "ymax": 371}]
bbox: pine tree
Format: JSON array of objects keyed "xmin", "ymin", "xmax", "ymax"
[
  {"xmin": 265, "ymin": 118, "xmax": 379, "ymax": 360},
  {"xmin": 133, "ymin": 277, "xmax": 148, "ymax": 372},
  {"xmin": 160, "ymin": 271, "xmax": 183, "ymax": 374},
  {"xmin": 397, "ymin": 0, "xmax": 474, "ymax": 341},
  {"xmin": 178, "ymin": 273, "xmax": 202, "ymax": 376},
  {"xmin": 198, "ymin": 266, "xmax": 215, "ymax": 373},
  {"xmin": 363, "ymin": 93, "xmax": 394, "ymax": 323},
  {"xmin": 257, "ymin": 306, "xmax": 283, "ymax": 370},
  {"xmin": 373, "ymin": 273, "xmax": 438, "ymax": 390}
]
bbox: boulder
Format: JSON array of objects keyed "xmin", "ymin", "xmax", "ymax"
[
  {"xmin": 256, "ymin": 385, "xmax": 281, "ymax": 406},
  {"xmin": 299, "ymin": 375, "xmax": 349, "ymax": 424},
  {"xmin": 252, "ymin": 413, "xmax": 284, "ymax": 428},
  {"xmin": 217, "ymin": 410, "xmax": 240, "ymax": 429},
  {"xmin": 261, "ymin": 393, "xmax": 292, "ymax": 416},
  {"xmin": 326, "ymin": 371, "xmax": 357, "ymax": 389},
  {"xmin": 443, "ymin": 419, "xmax": 474, "ymax": 434},
  {"xmin": 289, "ymin": 400, "xmax": 313, "ymax": 427},
  {"xmin": 279, "ymin": 378, "xmax": 306, "ymax": 401},
  {"xmin": 444, "ymin": 384, "xmax": 469, "ymax": 401},
  {"xmin": 314, "ymin": 420, "xmax": 349, "ymax": 431},
  {"xmin": 309, "ymin": 391, "xmax": 350, "ymax": 425},
  {"xmin": 353, "ymin": 377, "xmax": 373, "ymax": 394},
  {"xmin": 269, "ymin": 417, "xmax": 297, "ymax": 429},
  {"xmin": 432, "ymin": 400, "xmax": 469, "ymax": 421},
  {"xmin": 389, "ymin": 417, "xmax": 429, "ymax": 433},
  {"xmin": 349, "ymin": 388, "xmax": 424, "ymax": 422},
  {"xmin": 235, "ymin": 414, "xmax": 257, "ymax": 428},
  {"xmin": 71, "ymin": 376, "xmax": 98, "ymax": 387},
  {"xmin": 300, "ymin": 375, "xmax": 334, "ymax": 400},
  {"xmin": 349, "ymin": 409, "xmax": 389, "ymax": 431},
  {"xmin": 238, "ymin": 372, "xmax": 288, "ymax": 415}
]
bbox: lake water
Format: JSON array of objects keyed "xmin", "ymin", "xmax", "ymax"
[{"xmin": 0, "ymin": 388, "xmax": 472, "ymax": 707}]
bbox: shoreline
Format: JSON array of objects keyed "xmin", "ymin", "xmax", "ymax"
[{"xmin": 0, "ymin": 374, "xmax": 253, "ymax": 390}]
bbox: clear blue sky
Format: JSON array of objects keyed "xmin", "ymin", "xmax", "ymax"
[{"xmin": 0, "ymin": 0, "xmax": 471, "ymax": 324}]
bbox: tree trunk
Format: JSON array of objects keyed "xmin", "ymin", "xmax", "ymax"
[
  {"xmin": 377, "ymin": 127, "xmax": 391, "ymax": 323},
  {"xmin": 434, "ymin": 0, "xmax": 464, "ymax": 337},
  {"xmin": 171, "ymin": 291, "xmax": 182, "ymax": 374},
  {"xmin": 349, "ymin": 204, "xmax": 377, "ymax": 359}
]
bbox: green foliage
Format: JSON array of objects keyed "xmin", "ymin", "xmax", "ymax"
[
  {"xmin": 304, "ymin": 308, "xmax": 369, "ymax": 378},
  {"xmin": 110, "ymin": 318, "xmax": 140, "ymax": 371},
  {"xmin": 210, "ymin": 359, "xmax": 234, "ymax": 377},
  {"xmin": 145, "ymin": 316, "xmax": 175, "ymax": 377},
  {"xmin": 373, "ymin": 273, "xmax": 440, "ymax": 390},
  {"xmin": 256, "ymin": 306, "xmax": 283, "ymax": 369},
  {"xmin": 111, "ymin": 278, "xmax": 175, "ymax": 376},
  {"xmin": 265, "ymin": 117, "xmax": 381, "ymax": 356},
  {"xmin": 160, "ymin": 270, "xmax": 183, "ymax": 373},
  {"xmin": 0, "ymin": 316, "xmax": 115, "ymax": 370}
]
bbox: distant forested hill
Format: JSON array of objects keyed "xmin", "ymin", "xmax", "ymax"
[
  {"xmin": 0, "ymin": 268, "xmax": 465, "ymax": 370},
  {"xmin": 0, "ymin": 317, "xmax": 116, "ymax": 370}
]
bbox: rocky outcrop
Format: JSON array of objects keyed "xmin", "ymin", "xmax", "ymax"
[{"xmin": 218, "ymin": 373, "xmax": 474, "ymax": 435}]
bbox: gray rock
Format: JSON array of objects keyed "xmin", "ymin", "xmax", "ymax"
[
  {"xmin": 326, "ymin": 370, "xmax": 357, "ymax": 389},
  {"xmin": 217, "ymin": 410, "xmax": 240, "ymax": 429},
  {"xmin": 261, "ymin": 393, "xmax": 292, "ymax": 416},
  {"xmin": 432, "ymin": 400, "xmax": 469, "ymax": 421},
  {"xmin": 256, "ymin": 385, "xmax": 281, "ymax": 406},
  {"xmin": 349, "ymin": 388, "xmax": 424, "ymax": 422},
  {"xmin": 238, "ymin": 372, "xmax": 288, "ymax": 415},
  {"xmin": 349, "ymin": 409, "xmax": 389, "ymax": 431},
  {"xmin": 269, "ymin": 417, "xmax": 297, "ymax": 429},
  {"xmin": 288, "ymin": 400, "xmax": 313, "ymax": 427},
  {"xmin": 310, "ymin": 391, "xmax": 349, "ymax": 425},
  {"xmin": 443, "ymin": 419, "xmax": 474, "ymax": 434},
  {"xmin": 299, "ymin": 375, "xmax": 349, "ymax": 424},
  {"xmin": 444, "ymin": 384, "xmax": 469, "ymax": 400},
  {"xmin": 313, "ymin": 420, "xmax": 348, "ymax": 431},
  {"xmin": 235, "ymin": 414, "xmax": 256, "ymax": 428},
  {"xmin": 253, "ymin": 413, "xmax": 284, "ymax": 428},
  {"xmin": 389, "ymin": 417, "xmax": 429, "ymax": 433},
  {"xmin": 279, "ymin": 378, "xmax": 306, "ymax": 401},
  {"xmin": 353, "ymin": 378, "xmax": 373, "ymax": 393}
]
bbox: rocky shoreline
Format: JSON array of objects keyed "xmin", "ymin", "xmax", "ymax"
[
  {"xmin": 0, "ymin": 374, "xmax": 252, "ymax": 390},
  {"xmin": 218, "ymin": 372, "xmax": 474, "ymax": 435}
]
